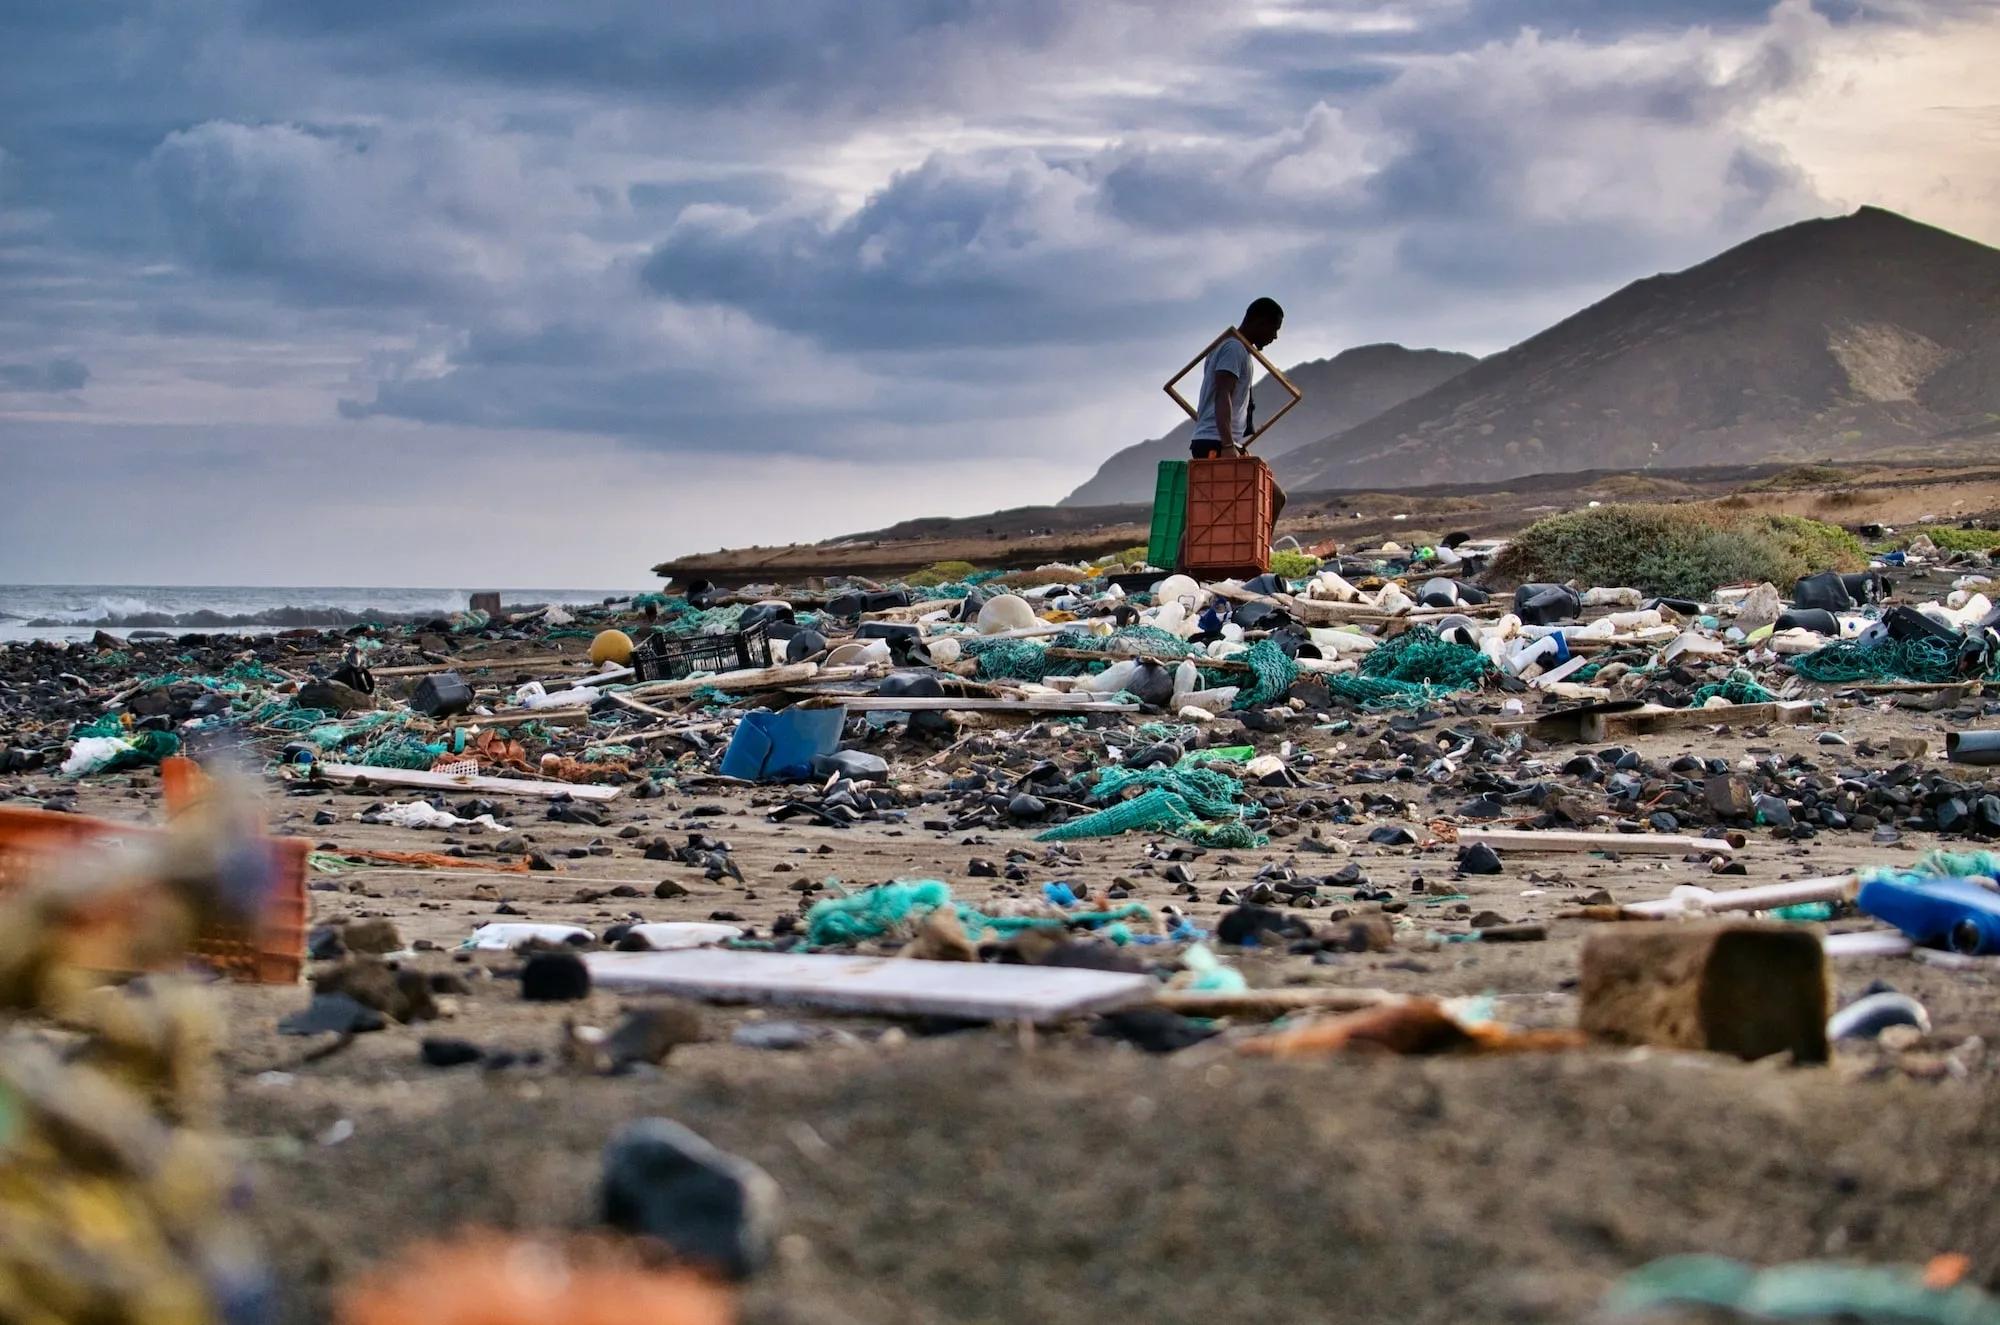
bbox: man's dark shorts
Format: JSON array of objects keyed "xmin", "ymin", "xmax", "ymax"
[{"xmin": 1191, "ymin": 439, "xmax": 1227, "ymax": 459}]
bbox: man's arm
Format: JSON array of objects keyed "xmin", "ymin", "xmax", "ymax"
[{"xmin": 1213, "ymin": 372, "xmax": 1238, "ymax": 453}]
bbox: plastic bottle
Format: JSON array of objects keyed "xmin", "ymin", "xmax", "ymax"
[
  {"xmin": 1507, "ymin": 633, "xmax": 1570, "ymax": 677},
  {"xmin": 1855, "ymin": 873, "xmax": 2000, "ymax": 955}
]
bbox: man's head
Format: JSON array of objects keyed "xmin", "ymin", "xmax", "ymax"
[{"xmin": 1241, "ymin": 297, "xmax": 1284, "ymax": 349}]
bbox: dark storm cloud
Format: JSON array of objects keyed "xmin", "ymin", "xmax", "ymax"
[
  {"xmin": 637, "ymin": 5, "xmax": 1822, "ymax": 358},
  {"xmin": 239, "ymin": 0, "xmax": 1152, "ymax": 116},
  {"xmin": 0, "ymin": 358, "xmax": 88, "ymax": 392},
  {"xmin": 0, "ymin": 0, "xmax": 1984, "ymax": 468}
]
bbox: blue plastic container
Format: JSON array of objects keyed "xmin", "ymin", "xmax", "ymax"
[
  {"xmin": 719, "ymin": 706, "xmax": 847, "ymax": 782},
  {"xmin": 1855, "ymin": 873, "xmax": 2000, "ymax": 955}
]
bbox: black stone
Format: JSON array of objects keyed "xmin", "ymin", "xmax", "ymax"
[
  {"xmin": 1092, "ymin": 1009, "xmax": 1221, "ymax": 1053},
  {"xmin": 420, "ymin": 1037, "xmax": 484, "ymax": 1067},
  {"xmin": 521, "ymin": 951, "xmax": 591, "ymax": 1002},
  {"xmin": 600, "ymin": 1119, "xmax": 782, "ymax": 1282},
  {"xmin": 1456, "ymin": 842, "xmax": 1504, "ymax": 875}
]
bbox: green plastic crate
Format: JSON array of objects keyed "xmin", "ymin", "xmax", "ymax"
[{"xmin": 1147, "ymin": 460, "xmax": 1188, "ymax": 570}]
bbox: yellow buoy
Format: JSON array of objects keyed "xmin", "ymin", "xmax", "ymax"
[{"xmin": 589, "ymin": 629, "xmax": 635, "ymax": 666}]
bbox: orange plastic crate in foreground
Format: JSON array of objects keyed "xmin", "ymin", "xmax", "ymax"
[{"xmin": 0, "ymin": 804, "xmax": 308, "ymax": 984}]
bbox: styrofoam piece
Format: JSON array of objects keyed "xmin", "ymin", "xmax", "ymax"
[
  {"xmin": 1823, "ymin": 930, "xmax": 1915, "ymax": 960},
  {"xmin": 583, "ymin": 948, "xmax": 1155, "ymax": 1024},
  {"xmin": 463, "ymin": 923, "xmax": 595, "ymax": 950},
  {"xmin": 624, "ymin": 922, "xmax": 745, "ymax": 950}
]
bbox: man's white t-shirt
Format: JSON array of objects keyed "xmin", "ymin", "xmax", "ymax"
[{"xmin": 1191, "ymin": 335, "xmax": 1254, "ymax": 445}]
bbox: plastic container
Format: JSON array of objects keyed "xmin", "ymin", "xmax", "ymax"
[
  {"xmin": 1147, "ymin": 461, "xmax": 1189, "ymax": 571},
  {"xmin": 1181, "ymin": 456, "xmax": 1273, "ymax": 578},
  {"xmin": 630, "ymin": 621, "xmax": 774, "ymax": 683},
  {"xmin": 0, "ymin": 804, "xmax": 307, "ymax": 983},
  {"xmin": 1947, "ymin": 731, "xmax": 2000, "ymax": 766},
  {"xmin": 410, "ymin": 671, "xmax": 474, "ymax": 717},
  {"xmin": 719, "ymin": 706, "xmax": 848, "ymax": 781},
  {"xmin": 1856, "ymin": 873, "xmax": 2000, "ymax": 954}
]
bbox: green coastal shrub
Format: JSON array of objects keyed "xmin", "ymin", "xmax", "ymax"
[{"xmin": 1490, "ymin": 504, "xmax": 1865, "ymax": 600}]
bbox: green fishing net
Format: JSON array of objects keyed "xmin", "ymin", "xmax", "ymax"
[
  {"xmin": 802, "ymin": 880, "xmax": 1154, "ymax": 947},
  {"xmin": 1689, "ymin": 669, "xmax": 1775, "ymax": 706},
  {"xmin": 1036, "ymin": 763, "xmax": 1267, "ymax": 848},
  {"xmin": 1790, "ymin": 636, "xmax": 1996, "ymax": 685},
  {"xmin": 1323, "ymin": 626, "xmax": 1491, "ymax": 711}
]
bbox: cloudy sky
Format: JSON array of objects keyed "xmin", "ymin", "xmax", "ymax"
[{"xmin": 1, "ymin": 0, "xmax": 1995, "ymax": 588}]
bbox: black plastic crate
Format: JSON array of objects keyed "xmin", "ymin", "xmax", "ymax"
[{"xmin": 631, "ymin": 621, "xmax": 774, "ymax": 683}]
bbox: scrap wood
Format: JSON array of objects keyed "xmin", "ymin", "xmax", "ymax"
[
  {"xmin": 625, "ymin": 662, "xmax": 822, "ymax": 700},
  {"xmin": 832, "ymin": 696, "xmax": 1141, "ymax": 713},
  {"xmin": 1237, "ymin": 997, "xmax": 1590, "ymax": 1057},
  {"xmin": 1503, "ymin": 698, "xmax": 1816, "ymax": 743},
  {"xmin": 1452, "ymin": 826, "xmax": 1740, "ymax": 856},
  {"xmin": 371, "ymin": 652, "xmax": 580, "ymax": 677},
  {"xmin": 311, "ymin": 762, "xmax": 625, "ymax": 801},
  {"xmin": 606, "ymin": 691, "xmax": 674, "ymax": 721},
  {"xmin": 583, "ymin": 948, "xmax": 1154, "ymax": 1024},
  {"xmin": 312, "ymin": 849, "xmax": 532, "ymax": 873},
  {"xmin": 472, "ymin": 704, "xmax": 593, "ymax": 726},
  {"xmin": 1622, "ymin": 875, "xmax": 1854, "ymax": 919}
]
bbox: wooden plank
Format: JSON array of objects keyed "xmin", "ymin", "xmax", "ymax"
[
  {"xmin": 312, "ymin": 763, "xmax": 624, "ymax": 801},
  {"xmin": 626, "ymin": 662, "xmax": 820, "ymax": 700},
  {"xmin": 1044, "ymin": 647, "xmax": 1252, "ymax": 673},
  {"xmin": 372, "ymin": 653, "xmax": 580, "ymax": 677},
  {"xmin": 470, "ymin": 705, "xmax": 593, "ymax": 726},
  {"xmin": 606, "ymin": 691, "xmax": 675, "ymax": 721},
  {"xmin": 1456, "ymin": 826, "xmax": 1737, "ymax": 856},
  {"xmin": 1603, "ymin": 700, "xmax": 1815, "ymax": 737},
  {"xmin": 836, "ymin": 696, "xmax": 1140, "ymax": 713},
  {"xmin": 1623, "ymin": 875, "xmax": 1855, "ymax": 919},
  {"xmin": 1506, "ymin": 699, "xmax": 1815, "ymax": 744},
  {"xmin": 583, "ymin": 949, "xmax": 1154, "ymax": 1024}
]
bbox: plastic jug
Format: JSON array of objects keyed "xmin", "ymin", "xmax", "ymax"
[{"xmin": 1855, "ymin": 873, "xmax": 2000, "ymax": 955}]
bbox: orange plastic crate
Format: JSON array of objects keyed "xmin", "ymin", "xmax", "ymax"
[
  {"xmin": 0, "ymin": 805, "xmax": 308, "ymax": 984},
  {"xmin": 1181, "ymin": 455, "xmax": 1273, "ymax": 578}
]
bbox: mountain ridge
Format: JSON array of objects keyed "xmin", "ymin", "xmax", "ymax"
[{"xmin": 1275, "ymin": 207, "xmax": 2000, "ymax": 493}]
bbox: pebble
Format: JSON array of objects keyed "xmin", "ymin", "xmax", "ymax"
[{"xmin": 600, "ymin": 1119, "xmax": 783, "ymax": 1282}]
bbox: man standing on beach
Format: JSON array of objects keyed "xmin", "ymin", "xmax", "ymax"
[{"xmin": 1190, "ymin": 296, "xmax": 1287, "ymax": 528}]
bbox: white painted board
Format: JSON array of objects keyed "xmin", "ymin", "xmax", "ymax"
[
  {"xmin": 584, "ymin": 948, "xmax": 1155, "ymax": 1024},
  {"xmin": 313, "ymin": 763, "xmax": 624, "ymax": 801}
]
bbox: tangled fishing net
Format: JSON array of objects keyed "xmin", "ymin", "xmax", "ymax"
[
  {"xmin": 964, "ymin": 629, "xmax": 1294, "ymax": 710},
  {"xmin": 1789, "ymin": 636, "xmax": 1998, "ymax": 686},
  {"xmin": 1322, "ymin": 626, "xmax": 1491, "ymax": 711},
  {"xmin": 1035, "ymin": 763, "xmax": 1267, "ymax": 848},
  {"xmin": 1689, "ymin": 669, "xmax": 1776, "ymax": 706},
  {"xmin": 803, "ymin": 880, "xmax": 1152, "ymax": 947}
]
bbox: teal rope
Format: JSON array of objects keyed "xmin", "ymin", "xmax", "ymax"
[{"xmin": 1791, "ymin": 636, "xmax": 1994, "ymax": 685}]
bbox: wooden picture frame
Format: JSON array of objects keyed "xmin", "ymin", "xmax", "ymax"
[{"xmin": 1163, "ymin": 326, "xmax": 1304, "ymax": 451}]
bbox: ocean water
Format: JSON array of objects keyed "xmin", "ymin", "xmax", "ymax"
[{"xmin": 0, "ymin": 585, "xmax": 636, "ymax": 643}]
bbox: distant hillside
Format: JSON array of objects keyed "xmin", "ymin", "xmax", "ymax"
[
  {"xmin": 1060, "ymin": 344, "xmax": 1475, "ymax": 506},
  {"xmin": 1276, "ymin": 208, "xmax": 2000, "ymax": 494}
]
